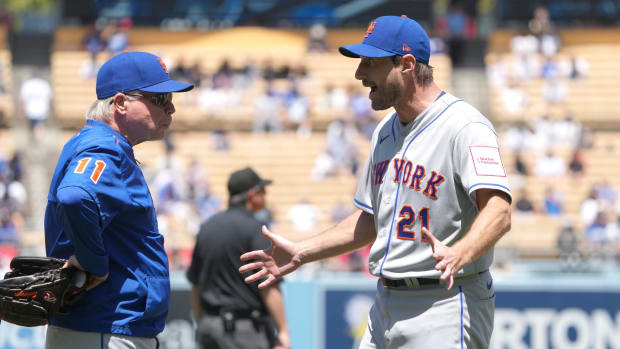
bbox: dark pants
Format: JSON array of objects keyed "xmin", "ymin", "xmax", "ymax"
[{"xmin": 196, "ymin": 314, "xmax": 272, "ymax": 349}]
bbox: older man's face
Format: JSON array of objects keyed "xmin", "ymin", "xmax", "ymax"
[{"xmin": 123, "ymin": 92, "xmax": 175, "ymax": 145}]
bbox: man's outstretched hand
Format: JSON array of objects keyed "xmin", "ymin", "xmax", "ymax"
[
  {"xmin": 239, "ymin": 226, "xmax": 302, "ymax": 289},
  {"xmin": 422, "ymin": 227, "xmax": 465, "ymax": 291}
]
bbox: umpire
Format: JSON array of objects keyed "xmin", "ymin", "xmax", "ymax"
[{"xmin": 187, "ymin": 167, "xmax": 290, "ymax": 349}]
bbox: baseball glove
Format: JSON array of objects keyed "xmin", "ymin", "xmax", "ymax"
[{"xmin": 0, "ymin": 256, "xmax": 87, "ymax": 327}]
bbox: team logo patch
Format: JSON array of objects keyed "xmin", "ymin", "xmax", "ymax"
[
  {"xmin": 43, "ymin": 291, "xmax": 57, "ymax": 303},
  {"xmin": 365, "ymin": 21, "xmax": 377, "ymax": 38},
  {"xmin": 157, "ymin": 57, "xmax": 168, "ymax": 74},
  {"xmin": 469, "ymin": 146, "xmax": 506, "ymax": 177},
  {"xmin": 402, "ymin": 43, "xmax": 411, "ymax": 52}
]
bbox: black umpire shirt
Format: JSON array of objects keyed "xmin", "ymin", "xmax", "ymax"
[{"xmin": 187, "ymin": 203, "xmax": 271, "ymax": 315}]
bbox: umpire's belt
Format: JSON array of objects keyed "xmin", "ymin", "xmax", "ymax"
[
  {"xmin": 204, "ymin": 306, "xmax": 261, "ymax": 319},
  {"xmin": 381, "ymin": 276, "xmax": 440, "ymax": 288}
]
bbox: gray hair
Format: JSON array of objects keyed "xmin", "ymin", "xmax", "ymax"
[{"xmin": 85, "ymin": 91, "xmax": 140, "ymax": 122}]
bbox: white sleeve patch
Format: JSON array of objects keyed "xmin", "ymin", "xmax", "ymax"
[{"xmin": 469, "ymin": 146, "xmax": 506, "ymax": 177}]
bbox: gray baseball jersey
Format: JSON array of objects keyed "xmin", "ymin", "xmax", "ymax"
[{"xmin": 354, "ymin": 92, "xmax": 511, "ymax": 279}]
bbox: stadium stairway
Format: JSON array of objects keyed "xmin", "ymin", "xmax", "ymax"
[{"xmin": 10, "ymin": 66, "xmax": 59, "ymax": 254}]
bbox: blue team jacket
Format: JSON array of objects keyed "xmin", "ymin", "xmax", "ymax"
[{"xmin": 44, "ymin": 120, "xmax": 170, "ymax": 337}]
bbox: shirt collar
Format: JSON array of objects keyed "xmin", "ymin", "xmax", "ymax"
[{"xmin": 85, "ymin": 119, "xmax": 131, "ymax": 146}]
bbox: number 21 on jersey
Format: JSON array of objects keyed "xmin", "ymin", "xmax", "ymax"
[
  {"xmin": 74, "ymin": 158, "xmax": 106, "ymax": 184},
  {"xmin": 397, "ymin": 206, "xmax": 429, "ymax": 242}
]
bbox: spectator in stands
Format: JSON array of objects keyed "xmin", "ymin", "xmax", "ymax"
[
  {"xmin": 513, "ymin": 151, "xmax": 528, "ymax": 176},
  {"xmin": 445, "ymin": 2, "xmax": 471, "ymax": 66},
  {"xmin": 539, "ymin": 27, "xmax": 561, "ymax": 58},
  {"xmin": 510, "ymin": 30, "xmax": 539, "ymax": 58},
  {"xmin": 316, "ymin": 84, "xmax": 350, "ymax": 119},
  {"xmin": 349, "ymin": 85, "xmax": 375, "ymax": 139},
  {"xmin": 541, "ymin": 57, "xmax": 560, "ymax": 80},
  {"xmin": 7, "ymin": 152, "xmax": 22, "ymax": 183},
  {"xmin": 577, "ymin": 127, "xmax": 595, "ymax": 150},
  {"xmin": 213, "ymin": 59, "xmax": 233, "ymax": 89},
  {"xmin": 569, "ymin": 54, "xmax": 589, "ymax": 80},
  {"xmin": 597, "ymin": 180, "xmax": 617, "ymax": 211},
  {"xmin": 236, "ymin": 57, "xmax": 260, "ymax": 87},
  {"xmin": 81, "ymin": 23, "xmax": 105, "ymax": 79},
  {"xmin": 535, "ymin": 150, "xmax": 566, "ymax": 177},
  {"xmin": 605, "ymin": 215, "xmax": 620, "ymax": 257},
  {"xmin": 580, "ymin": 187, "xmax": 599, "ymax": 227},
  {"xmin": 0, "ymin": 206, "xmax": 17, "ymax": 244},
  {"xmin": 528, "ymin": 6, "xmax": 554, "ymax": 37},
  {"xmin": 510, "ymin": 30, "xmax": 539, "ymax": 82},
  {"xmin": 185, "ymin": 158, "xmax": 211, "ymax": 205},
  {"xmin": 187, "ymin": 61, "xmax": 204, "ymax": 88},
  {"xmin": 210, "ymin": 129, "xmax": 230, "ymax": 151},
  {"xmin": 542, "ymin": 77, "xmax": 568, "ymax": 106},
  {"xmin": 261, "ymin": 59, "xmax": 277, "ymax": 81},
  {"xmin": 586, "ymin": 211, "xmax": 609, "ymax": 245},
  {"xmin": 429, "ymin": 29, "xmax": 447, "ymax": 55},
  {"xmin": 253, "ymin": 84, "xmax": 283, "ymax": 133},
  {"xmin": 19, "ymin": 71, "xmax": 52, "ymax": 135},
  {"xmin": 501, "ymin": 79, "xmax": 529, "ymax": 117},
  {"xmin": 275, "ymin": 62, "xmax": 291, "ymax": 80},
  {"xmin": 307, "ymin": 23, "xmax": 329, "ymax": 53},
  {"xmin": 287, "ymin": 198, "xmax": 320, "ymax": 234},
  {"xmin": 312, "ymin": 118, "xmax": 360, "ymax": 180},
  {"xmin": 170, "ymin": 57, "xmax": 190, "ymax": 82},
  {"xmin": 568, "ymin": 149, "xmax": 585, "ymax": 177},
  {"xmin": 503, "ymin": 122, "xmax": 535, "ymax": 152},
  {"xmin": 543, "ymin": 186, "xmax": 564, "ymax": 216},
  {"xmin": 102, "ymin": 18, "xmax": 130, "ymax": 55},
  {"xmin": 556, "ymin": 222, "xmax": 581, "ymax": 270},
  {"xmin": 282, "ymin": 83, "xmax": 311, "ymax": 138},
  {"xmin": 552, "ymin": 115, "xmax": 582, "ymax": 148},
  {"xmin": 515, "ymin": 189, "xmax": 535, "ymax": 214}
]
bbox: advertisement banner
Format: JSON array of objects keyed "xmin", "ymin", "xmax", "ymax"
[{"xmin": 322, "ymin": 288, "xmax": 620, "ymax": 349}]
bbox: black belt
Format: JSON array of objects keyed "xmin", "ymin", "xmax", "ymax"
[
  {"xmin": 204, "ymin": 306, "xmax": 262, "ymax": 320},
  {"xmin": 381, "ymin": 276, "xmax": 441, "ymax": 288}
]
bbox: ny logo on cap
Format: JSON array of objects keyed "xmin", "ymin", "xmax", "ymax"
[
  {"xmin": 157, "ymin": 57, "xmax": 169, "ymax": 74},
  {"xmin": 365, "ymin": 21, "xmax": 377, "ymax": 38}
]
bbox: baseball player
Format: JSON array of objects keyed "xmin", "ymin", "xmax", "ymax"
[
  {"xmin": 44, "ymin": 52, "xmax": 193, "ymax": 348},
  {"xmin": 239, "ymin": 16, "xmax": 511, "ymax": 349}
]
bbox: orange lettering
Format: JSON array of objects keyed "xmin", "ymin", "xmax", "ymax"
[{"xmin": 365, "ymin": 21, "xmax": 377, "ymax": 38}]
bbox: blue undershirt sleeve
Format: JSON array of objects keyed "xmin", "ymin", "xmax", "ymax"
[{"xmin": 57, "ymin": 185, "xmax": 109, "ymax": 277}]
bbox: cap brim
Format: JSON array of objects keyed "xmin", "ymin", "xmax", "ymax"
[
  {"xmin": 140, "ymin": 79, "xmax": 194, "ymax": 93},
  {"xmin": 259, "ymin": 179, "xmax": 273, "ymax": 188},
  {"xmin": 339, "ymin": 44, "xmax": 395, "ymax": 58}
]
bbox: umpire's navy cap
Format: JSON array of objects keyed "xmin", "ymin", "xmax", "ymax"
[
  {"xmin": 96, "ymin": 51, "xmax": 193, "ymax": 99},
  {"xmin": 228, "ymin": 167, "xmax": 273, "ymax": 197},
  {"xmin": 339, "ymin": 15, "xmax": 430, "ymax": 64}
]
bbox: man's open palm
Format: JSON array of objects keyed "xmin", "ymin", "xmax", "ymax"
[{"xmin": 239, "ymin": 226, "xmax": 301, "ymax": 289}]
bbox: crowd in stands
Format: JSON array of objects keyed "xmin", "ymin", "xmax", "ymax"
[
  {"xmin": 497, "ymin": 6, "xmax": 620, "ymax": 269},
  {"xmin": 0, "ymin": 150, "xmax": 26, "ymax": 275},
  {"xmin": 142, "ymin": 130, "xmax": 370, "ymax": 272},
  {"xmin": 81, "ymin": 18, "xmax": 132, "ymax": 79},
  {"xmin": 4, "ymin": 8, "xmax": 620, "ymax": 275},
  {"xmin": 487, "ymin": 6, "xmax": 589, "ymax": 121}
]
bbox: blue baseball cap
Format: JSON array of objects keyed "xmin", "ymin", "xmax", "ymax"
[
  {"xmin": 96, "ymin": 51, "xmax": 194, "ymax": 99},
  {"xmin": 339, "ymin": 16, "xmax": 430, "ymax": 64}
]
